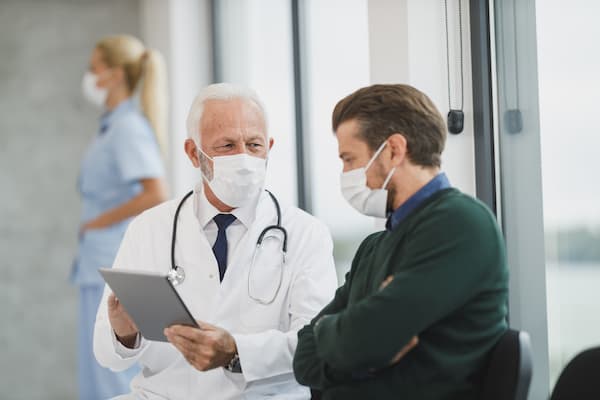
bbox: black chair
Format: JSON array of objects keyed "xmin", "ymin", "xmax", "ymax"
[
  {"xmin": 550, "ymin": 346, "xmax": 600, "ymax": 400},
  {"xmin": 481, "ymin": 329, "xmax": 533, "ymax": 400}
]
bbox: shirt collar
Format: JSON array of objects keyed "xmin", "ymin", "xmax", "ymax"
[
  {"xmin": 386, "ymin": 172, "xmax": 451, "ymax": 231},
  {"xmin": 98, "ymin": 99, "xmax": 135, "ymax": 135},
  {"xmin": 193, "ymin": 183, "xmax": 259, "ymax": 229}
]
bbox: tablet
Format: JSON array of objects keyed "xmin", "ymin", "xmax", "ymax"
[{"xmin": 99, "ymin": 268, "xmax": 199, "ymax": 342}]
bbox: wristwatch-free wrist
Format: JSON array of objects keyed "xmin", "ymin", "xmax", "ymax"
[{"xmin": 225, "ymin": 352, "xmax": 242, "ymax": 373}]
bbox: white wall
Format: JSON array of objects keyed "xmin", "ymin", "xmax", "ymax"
[
  {"xmin": 0, "ymin": 1, "xmax": 141, "ymax": 398},
  {"xmin": 368, "ymin": 0, "xmax": 476, "ymax": 196},
  {"xmin": 140, "ymin": 0, "xmax": 214, "ymax": 197}
]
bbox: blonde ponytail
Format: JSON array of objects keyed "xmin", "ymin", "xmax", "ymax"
[
  {"xmin": 139, "ymin": 49, "xmax": 168, "ymax": 158},
  {"xmin": 96, "ymin": 35, "xmax": 169, "ymax": 157}
]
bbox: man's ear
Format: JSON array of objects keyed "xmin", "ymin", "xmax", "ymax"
[
  {"xmin": 268, "ymin": 137, "xmax": 274, "ymax": 151},
  {"xmin": 184, "ymin": 139, "xmax": 201, "ymax": 168},
  {"xmin": 387, "ymin": 133, "xmax": 408, "ymax": 167}
]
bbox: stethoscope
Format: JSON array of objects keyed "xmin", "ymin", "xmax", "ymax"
[{"xmin": 168, "ymin": 189, "xmax": 288, "ymax": 305}]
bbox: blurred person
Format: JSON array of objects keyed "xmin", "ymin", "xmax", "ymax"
[
  {"xmin": 72, "ymin": 34, "xmax": 168, "ymax": 399},
  {"xmin": 93, "ymin": 83, "xmax": 338, "ymax": 399},
  {"xmin": 293, "ymin": 84, "xmax": 509, "ymax": 399}
]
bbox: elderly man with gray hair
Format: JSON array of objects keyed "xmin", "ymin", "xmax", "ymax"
[{"xmin": 93, "ymin": 83, "xmax": 337, "ymax": 399}]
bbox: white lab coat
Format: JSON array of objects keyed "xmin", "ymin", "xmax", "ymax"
[{"xmin": 93, "ymin": 190, "xmax": 338, "ymax": 399}]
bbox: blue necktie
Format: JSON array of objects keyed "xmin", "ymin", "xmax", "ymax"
[{"xmin": 212, "ymin": 214, "xmax": 236, "ymax": 282}]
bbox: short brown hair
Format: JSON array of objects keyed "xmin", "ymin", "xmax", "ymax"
[{"xmin": 332, "ymin": 84, "xmax": 446, "ymax": 167}]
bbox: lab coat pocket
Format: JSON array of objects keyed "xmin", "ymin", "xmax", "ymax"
[
  {"xmin": 138, "ymin": 342, "xmax": 181, "ymax": 378},
  {"xmin": 139, "ymin": 347, "xmax": 190, "ymax": 399},
  {"xmin": 240, "ymin": 235, "xmax": 288, "ymax": 330}
]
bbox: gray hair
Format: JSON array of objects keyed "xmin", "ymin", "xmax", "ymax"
[{"xmin": 186, "ymin": 82, "xmax": 268, "ymax": 141}]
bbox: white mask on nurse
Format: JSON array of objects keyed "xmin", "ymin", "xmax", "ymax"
[
  {"xmin": 340, "ymin": 140, "xmax": 396, "ymax": 218},
  {"xmin": 198, "ymin": 147, "xmax": 267, "ymax": 208},
  {"xmin": 81, "ymin": 71, "xmax": 108, "ymax": 108}
]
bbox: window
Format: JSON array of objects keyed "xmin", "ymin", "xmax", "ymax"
[
  {"xmin": 495, "ymin": 0, "xmax": 600, "ymax": 395},
  {"xmin": 535, "ymin": 0, "xmax": 600, "ymax": 386},
  {"xmin": 213, "ymin": 0, "xmax": 298, "ymax": 206},
  {"xmin": 214, "ymin": 0, "xmax": 374, "ymax": 283},
  {"xmin": 301, "ymin": 0, "xmax": 373, "ymax": 282}
]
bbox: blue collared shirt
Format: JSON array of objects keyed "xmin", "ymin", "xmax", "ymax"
[{"xmin": 386, "ymin": 173, "xmax": 452, "ymax": 231}]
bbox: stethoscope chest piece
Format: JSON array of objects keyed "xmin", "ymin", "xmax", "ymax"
[{"xmin": 167, "ymin": 266, "xmax": 185, "ymax": 286}]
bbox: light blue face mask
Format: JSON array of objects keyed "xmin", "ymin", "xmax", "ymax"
[{"xmin": 339, "ymin": 140, "xmax": 396, "ymax": 218}]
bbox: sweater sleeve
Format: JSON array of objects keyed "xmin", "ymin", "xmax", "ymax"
[
  {"xmin": 293, "ymin": 236, "xmax": 374, "ymax": 389},
  {"xmin": 313, "ymin": 201, "xmax": 505, "ymax": 372},
  {"xmin": 293, "ymin": 278, "xmax": 352, "ymax": 389}
]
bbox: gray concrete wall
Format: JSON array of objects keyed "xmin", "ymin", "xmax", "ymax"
[{"xmin": 0, "ymin": 1, "xmax": 140, "ymax": 398}]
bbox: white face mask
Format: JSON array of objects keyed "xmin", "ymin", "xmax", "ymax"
[
  {"xmin": 340, "ymin": 141, "xmax": 396, "ymax": 218},
  {"xmin": 198, "ymin": 149, "xmax": 267, "ymax": 208},
  {"xmin": 81, "ymin": 71, "xmax": 108, "ymax": 108}
]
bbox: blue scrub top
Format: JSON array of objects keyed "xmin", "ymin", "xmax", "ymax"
[{"xmin": 72, "ymin": 99, "xmax": 165, "ymax": 286}]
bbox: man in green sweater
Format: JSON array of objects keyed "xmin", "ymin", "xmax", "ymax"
[{"xmin": 293, "ymin": 84, "xmax": 508, "ymax": 399}]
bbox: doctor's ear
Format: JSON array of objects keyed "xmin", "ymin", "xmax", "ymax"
[
  {"xmin": 268, "ymin": 137, "xmax": 274, "ymax": 151},
  {"xmin": 184, "ymin": 139, "xmax": 201, "ymax": 168},
  {"xmin": 387, "ymin": 133, "xmax": 408, "ymax": 167}
]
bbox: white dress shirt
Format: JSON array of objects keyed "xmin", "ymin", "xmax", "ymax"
[{"xmin": 194, "ymin": 184, "xmax": 260, "ymax": 271}]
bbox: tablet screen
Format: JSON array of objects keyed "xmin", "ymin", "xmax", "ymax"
[{"xmin": 99, "ymin": 268, "xmax": 199, "ymax": 342}]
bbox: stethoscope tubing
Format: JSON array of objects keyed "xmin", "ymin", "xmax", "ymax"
[{"xmin": 169, "ymin": 189, "xmax": 287, "ymax": 296}]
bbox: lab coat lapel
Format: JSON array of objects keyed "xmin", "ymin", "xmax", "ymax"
[{"xmin": 173, "ymin": 195, "xmax": 221, "ymax": 321}]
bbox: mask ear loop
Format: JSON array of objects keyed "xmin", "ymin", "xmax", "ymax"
[
  {"xmin": 196, "ymin": 143, "xmax": 215, "ymax": 183},
  {"xmin": 196, "ymin": 143, "xmax": 214, "ymax": 162},
  {"xmin": 365, "ymin": 140, "xmax": 396, "ymax": 189},
  {"xmin": 381, "ymin": 167, "xmax": 396, "ymax": 189},
  {"xmin": 365, "ymin": 140, "xmax": 388, "ymax": 172}
]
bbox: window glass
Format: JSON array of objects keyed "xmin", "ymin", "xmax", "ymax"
[
  {"xmin": 535, "ymin": 0, "xmax": 600, "ymax": 385},
  {"xmin": 214, "ymin": 0, "xmax": 298, "ymax": 206},
  {"xmin": 303, "ymin": 0, "xmax": 374, "ymax": 282}
]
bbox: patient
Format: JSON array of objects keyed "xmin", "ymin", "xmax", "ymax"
[{"xmin": 293, "ymin": 84, "xmax": 509, "ymax": 399}]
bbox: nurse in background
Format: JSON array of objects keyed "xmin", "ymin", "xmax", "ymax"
[{"xmin": 72, "ymin": 34, "xmax": 168, "ymax": 400}]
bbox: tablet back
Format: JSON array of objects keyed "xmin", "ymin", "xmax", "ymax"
[{"xmin": 99, "ymin": 268, "xmax": 198, "ymax": 342}]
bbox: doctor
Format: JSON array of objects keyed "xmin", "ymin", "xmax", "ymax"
[{"xmin": 94, "ymin": 83, "xmax": 338, "ymax": 399}]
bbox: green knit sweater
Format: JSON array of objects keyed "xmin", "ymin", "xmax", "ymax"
[{"xmin": 293, "ymin": 188, "xmax": 508, "ymax": 399}]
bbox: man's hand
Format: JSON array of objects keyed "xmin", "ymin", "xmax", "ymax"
[
  {"xmin": 107, "ymin": 293, "xmax": 139, "ymax": 348},
  {"xmin": 390, "ymin": 336, "xmax": 419, "ymax": 365},
  {"xmin": 379, "ymin": 275, "xmax": 394, "ymax": 290},
  {"xmin": 165, "ymin": 321, "xmax": 237, "ymax": 372},
  {"xmin": 380, "ymin": 275, "xmax": 419, "ymax": 366}
]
